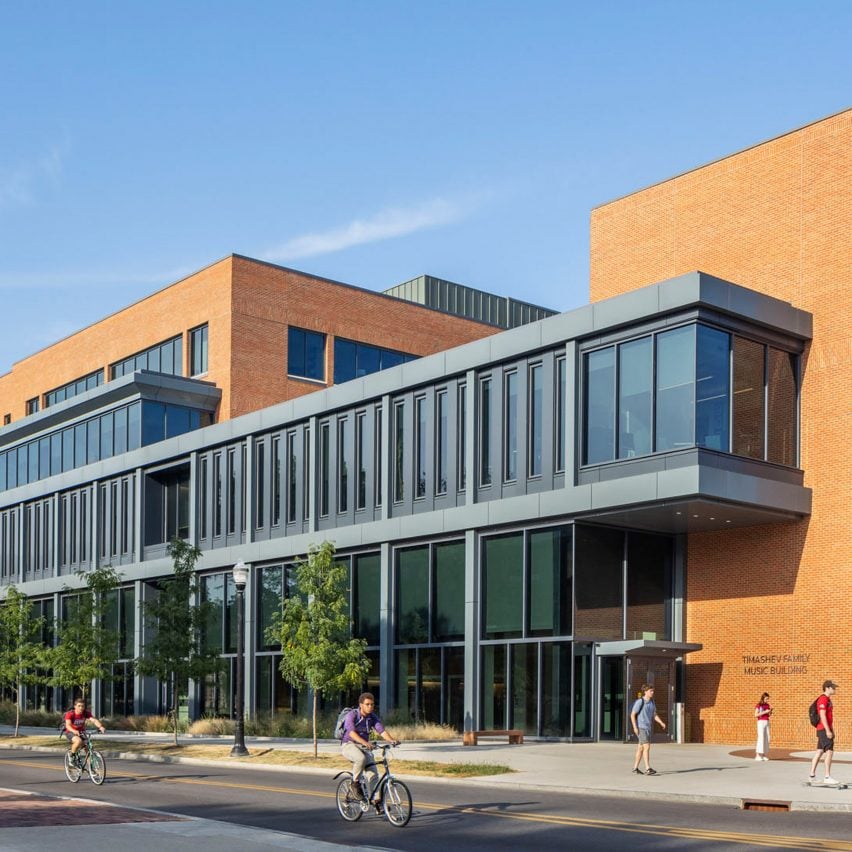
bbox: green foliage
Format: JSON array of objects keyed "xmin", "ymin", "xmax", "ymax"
[
  {"xmin": 267, "ymin": 541, "xmax": 370, "ymax": 754},
  {"xmin": 47, "ymin": 565, "xmax": 122, "ymax": 702},
  {"xmin": 136, "ymin": 538, "xmax": 222, "ymax": 744},
  {"xmin": 0, "ymin": 587, "xmax": 48, "ymax": 735}
]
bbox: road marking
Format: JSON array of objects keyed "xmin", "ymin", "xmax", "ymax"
[{"xmin": 1, "ymin": 756, "xmax": 849, "ymax": 851}]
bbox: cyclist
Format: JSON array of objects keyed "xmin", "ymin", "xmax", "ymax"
[
  {"xmin": 340, "ymin": 692, "xmax": 398, "ymax": 803},
  {"xmin": 64, "ymin": 698, "xmax": 105, "ymax": 762}
]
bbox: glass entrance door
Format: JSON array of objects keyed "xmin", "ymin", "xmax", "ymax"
[
  {"xmin": 599, "ymin": 656, "xmax": 624, "ymax": 740},
  {"xmin": 626, "ymin": 656, "xmax": 674, "ymax": 741}
]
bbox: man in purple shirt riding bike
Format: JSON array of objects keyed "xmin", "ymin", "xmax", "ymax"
[{"xmin": 340, "ymin": 692, "xmax": 398, "ymax": 802}]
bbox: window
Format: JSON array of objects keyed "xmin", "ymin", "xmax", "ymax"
[
  {"xmin": 529, "ymin": 364, "xmax": 542, "ymax": 477},
  {"xmin": 190, "ymin": 324, "xmax": 209, "ymax": 376},
  {"xmin": 333, "ymin": 337, "xmax": 418, "ymax": 384},
  {"xmin": 393, "ymin": 401, "xmax": 405, "ymax": 502},
  {"xmin": 767, "ymin": 347, "xmax": 797, "ymax": 466},
  {"xmin": 436, "ymin": 390, "xmax": 448, "ymax": 495},
  {"xmin": 655, "ymin": 326, "xmax": 695, "ymax": 452},
  {"xmin": 273, "ymin": 435, "xmax": 283, "ymax": 526},
  {"xmin": 355, "ymin": 412, "xmax": 367, "ymax": 510},
  {"xmin": 110, "ymin": 335, "xmax": 183, "ymax": 379},
  {"xmin": 288, "ymin": 327, "xmax": 326, "ymax": 382},
  {"xmin": 302, "ymin": 425, "xmax": 311, "ymax": 521},
  {"xmin": 695, "ymin": 326, "xmax": 730, "ymax": 452},
  {"xmin": 733, "ymin": 336, "xmax": 765, "ymax": 459},
  {"xmin": 457, "ymin": 384, "xmax": 467, "ymax": 490},
  {"xmin": 338, "ymin": 417, "xmax": 349, "ymax": 513},
  {"xmin": 3, "ymin": 414, "xmax": 10, "ymax": 425},
  {"xmin": 618, "ymin": 338, "xmax": 652, "ymax": 459},
  {"xmin": 504, "ymin": 371, "xmax": 518, "ymax": 481},
  {"xmin": 374, "ymin": 407, "xmax": 383, "ymax": 507},
  {"xmin": 555, "ymin": 357, "xmax": 566, "ymax": 472},
  {"xmin": 255, "ymin": 440, "xmax": 265, "ymax": 529},
  {"xmin": 285, "ymin": 433, "xmax": 295, "ymax": 524},
  {"xmin": 319, "ymin": 422, "xmax": 330, "ymax": 517},
  {"xmin": 479, "ymin": 378, "xmax": 492, "ymax": 486},
  {"xmin": 414, "ymin": 397, "xmax": 426, "ymax": 498},
  {"xmin": 26, "ymin": 397, "xmax": 40, "ymax": 415},
  {"xmin": 44, "ymin": 369, "xmax": 104, "ymax": 408},
  {"xmin": 584, "ymin": 347, "xmax": 615, "ymax": 464},
  {"xmin": 353, "ymin": 553, "xmax": 381, "ymax": 645}
]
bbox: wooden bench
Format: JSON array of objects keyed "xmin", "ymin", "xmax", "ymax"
[{"xmin": 462, "ymin": 729, "xmax": 524, "ymax": 746}]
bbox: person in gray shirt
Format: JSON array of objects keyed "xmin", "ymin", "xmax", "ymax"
[{"xmin": 631, "ymin": 684, "xmax": 667, "ymax": 775}]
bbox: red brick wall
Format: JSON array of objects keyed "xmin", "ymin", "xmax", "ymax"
[
  {"xmin": 590, "ymin": 110, "xmax": 851, "ymax": 747},
  {"xmin": 228, "ymin": 256, "xmax": 498, "ymax": 419},
  {"xmin": 0, "ymin": 258, "xmax": 234, "ymax": 423}
]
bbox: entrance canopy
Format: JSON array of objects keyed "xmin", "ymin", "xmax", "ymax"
[{"xmin": 595, "ymin": 640, "xmax": 702, "ymax": 658}]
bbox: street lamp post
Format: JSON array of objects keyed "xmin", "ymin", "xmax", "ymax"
[{"xmin": 230, "ymin": 560, "xmax": 249, "ymax": 757}]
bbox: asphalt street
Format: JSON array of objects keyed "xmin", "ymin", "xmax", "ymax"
[{"xmin": 1, "ymin": 748, "xmax": 851, "ymax": 851}]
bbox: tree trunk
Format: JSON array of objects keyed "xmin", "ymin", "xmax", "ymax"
[
  {"xmin": 172, "ymin": 673, "xmax": 179, "ymax": 747},
  {"xmin": 14, "ymin": 692, "xmax": 20, "ymax": 738},
  {"xmin": 313, "ymin": 691, "xmax": 318, "ymax": 759}
]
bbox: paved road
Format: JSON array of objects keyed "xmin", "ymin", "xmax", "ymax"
[{"xmin": 1, "ymin": 749, "xmax": 851, "ymax": 851}]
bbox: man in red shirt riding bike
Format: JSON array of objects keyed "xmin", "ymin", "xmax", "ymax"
[{"xmin": 64, "ymin": 698, "xmax": 105, "ymax": 760}]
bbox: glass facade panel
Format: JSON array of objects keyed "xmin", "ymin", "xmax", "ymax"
[
  {"xmin": 618, "ymin": 336, "xmax": 652, "ymax": 458},
  {"xmin": 479, "ymin": 378, "xmax": 492, "ymax": 485},
  {"xmin": 482, "ymin": 533, "xmax": 523, "ymax": 639},
  {"xmin": 202, "ymin": 573, "xmax": 224, "ymax": 653},
  {"xmin": 732, "ymin": 336, "xmax": 765, "ymax": 459},
  {"xmin": 655, "ymin": 326, "xmax": 695, "ymax": 452},
  {"xmin": 528, "ymin": 526, "xmax": 572, "ymax": 636},
  {"xmin": 574, "ymin": 525, "xmax": 624, "ymax": 640},
  {"xmin": 696, "ymin": 325, "xmax": 730, "ymax": 451},
  {"xmin": 529, "ymin": 364, "xmax": 542, "ymax": 476},
  {"xmin": 338, "ymin": 418, "xmax": 349, "ymax": 512},
  {"xmin": 394, "ymin": 402, "xmax": 404, "ymax": 502},
  {"xmin": 415, "ymin": 397, "xmax": 426, "ymax": 498},
  {"xmin": 334, "ymin": 339, "xmax": 356, "ymax": 383},
  {"xmin": 445, "ymin": 646, "xmax": 465, "ymax": 732},
  {"xmin": 556, "ymin": 357, "xmax": 566, "ymax": 471},
  {"xmin": 353, "ymin": 553, "xmax": 380, "ymax": 646},
  {"xmin": 481, "ymin": 644, "xmax": 506, "ymax": 730},
  {"xmin": 573, "ymin": 643, "xmax": 593, "ymax": 737},
  {"xmin": 584, "ymin": 347, "xmax": 615, "ymax": 464},
  {"xmin": 541, "ymin": 642, "xmax": 571, "ymax": 737},
  {"xmin": 397, "ymin": 546, "xmax": 429, "ymax": 643},
  {"xmin": 433, "ymin": 541, "xmax": 465, "ymax": 642},
  {"xmin": 288, "ymin": 327, "xmax": 326, "ymax": 381},
  {"xmin": 512, "ymin": 643, "xmax": 538, "ymax": 734},
  {"xmin": 190, "ymin": 324, "xmax": 209, "ymax": 376},
  {"xmin": 258, "ymin": 566, "xmax": 283, "ymax": 649},
  {"xmin": 767, "ymin": 347, "xmax": 797, "ymax": 466},
  {"xmin": 504, "ymin": 371, "xmax": 518, "ymax": 481},
  {"xmin": 626, "ymin": 532, "xmax": 672, "ymax": 641},
  {"xmin": 436, "ymin": 390, "xmax": 448, "ymax": 494}
]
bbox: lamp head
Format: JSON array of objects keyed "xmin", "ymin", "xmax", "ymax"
[{"xmin": 232, "ymin": 560, "xmax": 248, "ymax": 589}]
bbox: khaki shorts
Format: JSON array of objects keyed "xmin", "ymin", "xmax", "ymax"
[{"xmin": 637, "ymin": 729, "xmax": 652, "ymax": 744}]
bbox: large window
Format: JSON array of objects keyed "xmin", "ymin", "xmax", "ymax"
[
  {"xmin": 574, "ymin": 525, "xmax": 623, "ymax": 640},
  {"xmin": 333, "ymin": 338, "xmax": 418, "ymax": 384},
  {"xmin": 111, "ymin": 335, "xmax": 183, "ymax": 379},
  {"xmin": 288, "ymin": 327, "xmax": 326, "ymax": 382},
  {"xmin": 582, "ymin": 323, "xmax": 799, "ymax": 467},
  {"xmin": 45, "ymin": 369, "xmax": 104, "ymax": 408},
  {"xmin": 353, "ymin": 553, "xmax": 380, "ymax": 646},
  {"xmin": 479, "ymin": 377, "xmax": 492, "ymax": 486},
  {"xmin": 504, "ymin": 371, "xmax": 518, "ymax": 481},
  {"xmin": 529, "ymin": 364, "xmax": 543, "ymax": 476}
]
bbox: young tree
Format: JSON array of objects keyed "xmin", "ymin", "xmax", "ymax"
[
  {"xmin": 136, "ymin": 538, "xmax": 222, "ymax": 745},
  {"xmin": 267, "ymin": 541, "xmax": 370, "ymax": 757},
  {"xmin": 48, "ymin": 565, "xmax": 122, "ymax": 705},
  {"xmin": 0, "ymin": 587, "xmax": 47, "ymax": 737}
]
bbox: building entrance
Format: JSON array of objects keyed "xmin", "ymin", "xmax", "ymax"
[{"xmin": 626, "ymin": 656, "xmax": 675, "ymax": 740}]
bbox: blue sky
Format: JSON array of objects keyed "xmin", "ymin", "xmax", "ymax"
[{"xmin": 1, "ymin": 1, "xmax": 849, "ymax": 374}]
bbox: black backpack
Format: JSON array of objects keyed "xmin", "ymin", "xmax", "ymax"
[{"xmin": 808, "ymin": 698, "xmax": 821, "ymax": 727}]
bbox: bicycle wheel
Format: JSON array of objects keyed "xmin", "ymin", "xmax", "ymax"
[
  {"xmin": 64, "ymin": 751, "xmax": 82, "ymax": 783},
  {"xmin": 335, "ymin": 778, "xmax": 363, "ymax": 822},
  {"xmin": 87, "ymin": 750, "xmax": 107, "ymax": 785},
  {"xmin": 382, "ymin": 778, "xmax": 412, "ymax": 827}
]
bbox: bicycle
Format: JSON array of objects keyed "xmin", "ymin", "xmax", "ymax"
[
  {"xmin": 64, "ymin": 731, "xmax": 107, "ymax": 785},
  {"xmin": 334, "ymin": 741, "xmax": 412, "ymax": 827}
]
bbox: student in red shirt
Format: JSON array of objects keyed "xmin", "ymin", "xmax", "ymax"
[
  {"xmin": 64, "ymin": 698, "xmax": 106, "ymax": 760},
  {"xmin": 808, "ymin": 680, "xmax": 838, "ymax": 784},
  {"xmin": 754, "ymin": 692, "xmax": 772, "ymax": 760}
]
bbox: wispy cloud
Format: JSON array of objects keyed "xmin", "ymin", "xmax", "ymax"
[
  {"xmin": 263, "ymin": 196, "xmax": 475, "ymax": 262},
  {"xmin": 0, "ymin": 140, "xmax": 68, "ymax": 209}
]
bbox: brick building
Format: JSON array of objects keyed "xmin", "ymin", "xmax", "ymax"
[
  {"xmin": 0, "ymin": 112, "xmax": 846, "ymax": 748},
  {"xmin": 590, "ymin": 109, "xmax": 850, "ymax": 746}
]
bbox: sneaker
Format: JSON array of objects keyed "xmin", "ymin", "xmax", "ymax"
[
  {"xmin": 644, "ymin": 768, "xmax": 657, "ymax": 776},
  {"xmin": 349, "ymin": 781, "xmax": 366, "ymax": 801},
  {"xmin": 823, "ymin": 776, "xmax": 838, "ymax": 785},
  {"xmin": 631, "ymin": 767, "xmax": 642, "ymax": 774},
  {"xmin": 755, "ymin": 755, "xmax": 763, "ymax": 761},
  {"xmin": 761, "ymin": 756, "xmax": 769, "ymax": 761}
]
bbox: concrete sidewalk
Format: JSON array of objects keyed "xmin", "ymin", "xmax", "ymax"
[{"xmin": 3, "ymin": 724, "xmax": 850, "ymax": 813}]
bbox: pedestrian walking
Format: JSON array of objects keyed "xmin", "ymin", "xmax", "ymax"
[
  {"xmin": 754, "ymin": 692, "xmax": 772, "ymax": 760},
  {"xmin": 630, "ymin": 684, "xmax": 667, "ymax": 776},
  {"xmin": 809, "ymin": 680, "xmax": 838, "ymax": 784}
]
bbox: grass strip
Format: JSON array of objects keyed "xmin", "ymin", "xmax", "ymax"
[{"xmin": 2, "ymin": 736, "xmax": 513, "ymax": 779}]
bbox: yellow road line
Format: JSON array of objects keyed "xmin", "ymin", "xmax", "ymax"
[{"xmin": 1, "ymin": 757, "xmax": 849, "ymax": 851}]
